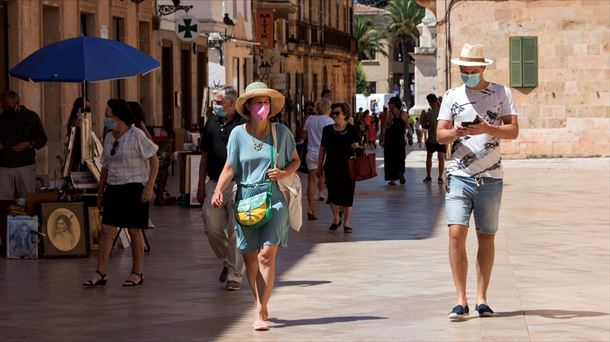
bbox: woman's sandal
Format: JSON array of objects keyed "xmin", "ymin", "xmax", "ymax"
[
  {"xmin": 344, "ymin": 226, "xmax": 353, "ymax": 233},
  {"xmin": 252, "ymin": 319, "xmax": 269, "ymax": 331},
  {"xmin": 307, "ymin": 211, "xmax": 317, "ymax": 220},
  {"xmin": 83, "ymin": 270, "xmax": 107, "ymax": 287},
  {"xmin": 122, "ymin": 272, "xmax": 144, "ymax": 287},
  {"xmin": 328, "ymin": 220, "xmax": 342, "ymax": 232}
]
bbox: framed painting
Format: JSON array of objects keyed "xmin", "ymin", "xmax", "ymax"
[
  {"xmin": 87, "ymin": 207, "xmax": 102, "ymax": 251},
  {"xmin": 40, "ymin": 202, "xmax": 88, "ymax": 258},
  {"xmin": 6, "ymin": 215, "xmax": 40, "ymax": 259},
  {"xmin": 188, "ymin": 155, "xmax": 201, "ymax": 205},
  {"xmin": 80, "ymin": 112, "xmax": 92, "ymax": 163},
  {"xmin": 62, "ymin": 126, "xmax": 77, "ymax": 177}
]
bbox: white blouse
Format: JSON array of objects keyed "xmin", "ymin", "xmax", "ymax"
[{"xmin": 100, "ymin": 126, "xmax": 158, "ymax": 185}]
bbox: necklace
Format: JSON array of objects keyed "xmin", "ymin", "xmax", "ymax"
[
  {"xmin": 252, "ymin": 136, "xmax": 264, "ymax": 151},
  {"xmin": 247, "ymin": 124, "xmax": 269, "ymax": 151}
]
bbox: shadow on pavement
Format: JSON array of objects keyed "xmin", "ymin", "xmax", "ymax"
[
  {"xmin": 276, "ymin": 280, "xmax": 332, "ymax": 287},
  {"xmin": 268, "ymin": 315, "xmax": 386, "ymax": 328},
  {"xmin": 456, "ymin": 309, "xmax": 609, "ymax": 322}
]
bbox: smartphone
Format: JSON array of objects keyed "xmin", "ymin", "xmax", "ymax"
[{"xmin": 461, "ymin": 116, "xmax": 481, "ymax": 127}]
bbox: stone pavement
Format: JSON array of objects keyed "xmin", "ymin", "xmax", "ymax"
[{"xmin": 0, "ymin": 146, "xmax": 608, "ymax": 341}]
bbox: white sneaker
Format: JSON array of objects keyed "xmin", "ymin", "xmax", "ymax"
[
  {"xmin": 148, "ymin": 218, "xmax": 155, "ymax": 229},
  {"xmin": 318, "ymin": 193, "xmax": 326, "ymax": 201}
]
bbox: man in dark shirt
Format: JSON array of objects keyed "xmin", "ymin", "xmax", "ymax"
[
  {"xmin": 196, "ymin": 85, "xmax": 245, "ymax": 291},
  {"xmin": 0, "ymin": 90, "xmax": 47, "ymax": 200},
  {"xmin": 421, "ymin": 93, "xmax": 446, "ymax": 183}
]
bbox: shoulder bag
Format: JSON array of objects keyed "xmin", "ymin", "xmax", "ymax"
[{"xmin": 272, "ymin": 124, "xmax": 303, "ymax": 232}]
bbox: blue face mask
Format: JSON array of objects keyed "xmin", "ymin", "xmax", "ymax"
[
  {"xmin": 103, "ymin": 117, "xmax": 116, "ymax": 130},
  {"xmin": 461, "ymin": 73, "xmax": 481, "ymax": 88},
  {"xmin": 212, "ymin": 104, "xmax": 226, "ymax": 117}
]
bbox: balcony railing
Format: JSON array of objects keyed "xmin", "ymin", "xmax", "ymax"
[
  {"xmin": 323, "ymin": 27, "xmax": 354, "ymax": 52},
  {"xmin": 297, "ymin": 21, "xmax": 309, "ymax": 44}
]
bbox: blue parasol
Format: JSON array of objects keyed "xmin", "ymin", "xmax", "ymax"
[{"xmin": 9, "ymin": 36, "xmax": 159, "ymax": 83}]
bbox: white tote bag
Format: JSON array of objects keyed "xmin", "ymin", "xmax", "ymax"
[{"xmin": 272, "ymin": 124, "xmax": 303, "ymax": 232}]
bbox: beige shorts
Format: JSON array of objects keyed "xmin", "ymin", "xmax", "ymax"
[{"xmin": 306, "ymin": 153, "xmax": 319, "ymax": 171}]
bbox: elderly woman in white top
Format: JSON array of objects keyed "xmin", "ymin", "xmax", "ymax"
[
  {"xmin": 83, "ymin": 99, "xmax": 159, "ymax": 288},
  {"xmin": 301, "ymin": 98, "xmax": 334, "ymax": 220}
]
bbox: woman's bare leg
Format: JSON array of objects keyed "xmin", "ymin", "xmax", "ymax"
[
  {"xmin": 125, "ymin": 228, "xmax": 145, "ymax": 282},
  {"xmin": 88, "ymin": 224, "xmax": 114, "ymax": 282}
]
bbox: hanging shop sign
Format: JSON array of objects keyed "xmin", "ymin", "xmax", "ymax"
[
  {"xmin": 176, "ymin": 15, "xmax": 199, "ymax": 42},
  {"xmin": 256, "ymin": 10, "xmax": 274, "ymax": 49}
]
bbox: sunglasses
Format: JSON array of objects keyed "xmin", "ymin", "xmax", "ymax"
[
  {"xmin": 110, "ymin": 141, "xmax": 119, "ymax": 156},
  {"xmin": 330, "ymin": 111, "xmax": 342, "ymax": 116}
]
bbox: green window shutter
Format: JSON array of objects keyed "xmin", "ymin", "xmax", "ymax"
[
  {"xmin": 522, "ymin": 37, "xmax": 538, "ymax": 87},
  {"xmin": 510, "ymin": 37, "xmax": 523, "ymax": 87}
]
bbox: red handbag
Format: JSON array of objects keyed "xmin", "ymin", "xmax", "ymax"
[{"xmin": 348, "ymin": 153, "xmax": 377, "ymax": 182}]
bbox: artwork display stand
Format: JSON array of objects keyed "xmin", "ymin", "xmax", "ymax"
[{"xmin": 110, "ymin": 228, "xmax": 151, "ymax": 255}]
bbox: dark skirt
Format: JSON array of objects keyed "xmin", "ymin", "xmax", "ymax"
[
  {"xmin": 102, "ymin": 183, "xmax": 149, "ymax": 229},
  {"xmin": 384, "ymin": 141, "xmax": 406, "ymax": 181},
  {"xmin": 325, "ymin": 168, "xmax": 356, "ymax": 207}
]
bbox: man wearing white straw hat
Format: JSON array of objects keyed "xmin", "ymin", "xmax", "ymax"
[{"xmin": 437, "ymin": 43, "xmax": 519, "ymax": 320}]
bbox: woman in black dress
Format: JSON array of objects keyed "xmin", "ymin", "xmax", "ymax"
[
  {"xmin": 380, "ymin": 96, "xmax": 408, "ymax": 185},
  {"xmin": 317, "ymin": 103, "xmax": 361, "ymax": 233}
]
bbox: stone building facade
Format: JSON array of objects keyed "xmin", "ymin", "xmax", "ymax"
[
  {"xmin": 418, "ymin": 0, "xmax": 609, "ymax": 158},
  {"xmin": 0, "ymin": 0, "xmax": 164, "ymax": 179},
  {"xmin": 253, "ymin": 0, "xmax": 357, "ymax": 134}
]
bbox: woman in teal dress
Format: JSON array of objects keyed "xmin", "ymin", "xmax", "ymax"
[{"xmin": 211, "ymin": 82, "xmax": 299, "ymax": 331}]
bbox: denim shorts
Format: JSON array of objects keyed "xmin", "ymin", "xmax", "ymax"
[{"xmin": 445, "ymin": 175, "xmax": 503, "ymax": 234}]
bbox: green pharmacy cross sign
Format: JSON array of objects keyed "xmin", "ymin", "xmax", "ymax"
[{"xmin": 176, "ymin": 16, "xmax": 199, "ymax": 42}]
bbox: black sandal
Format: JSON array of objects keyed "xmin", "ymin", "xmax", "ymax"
[
  {"xmin": 344, "ymin": 226, "xmax": 353, "ymax": 233},
  {"xmin": 328, "ymin": 220, "xmax": 342, "ymax": 232},
  {"xmin": 122, "ymin": 272, "xmax": 144, "ymax": 287},
  {"xmin": 83, "ymin": 270, "xmax": 107, "ymax": 287}
]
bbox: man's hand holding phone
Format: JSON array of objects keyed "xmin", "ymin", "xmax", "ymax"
[{"xmin": 457, "ymin": 115, "xmax": 488, "ymax": 136}]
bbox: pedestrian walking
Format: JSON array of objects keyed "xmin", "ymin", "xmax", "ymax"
[
  {"xmin": 211, "ymin": 82, "xmax": 299, "ymax": 331},
  {"xmin": 0, "ymin": 90, "xmax": 48, "ymax": 201},
  {"xmin": 421, "ymin": 94, "xmax": 446, "ymax": 184},
  {"xmin": 196, "ymin": 85, "xmax": 246, "ymax": 291},
  {"xmin": 414, "ymin": 117, "xmax": 423, "ymax": 148},
  {"xmin": 437, "ymin": 43, "xmax": 519, "ymax": 320},
  {"xmin": 302, "ymin": 98, "xmax": 334, "ymax": 220},
  {"xmin": 83, "ymin": 99, "xmax": 159, "ymax": 288},
  {"xmin": 317, "ymin": 102, "xmax": 361, "ymax": 233},
  {"xmin": 366, "ymin": 111, "xmax": 377, "ymax": 148},
  {"xmin": 380, "ymin": 96, "xmax": 407, "ymax": 185}
]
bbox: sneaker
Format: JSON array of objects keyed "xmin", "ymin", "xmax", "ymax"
[
  {"xmin": 475, "ymin": 304, "xmax": 494, "ymax": 317},
  {"xmin": 218, "ymin": 267, "xmax": 228, "ymax": 283},
  {"xmin": 423, "ymin": 176, "xmax": 432, "ymax": 183},
  {"xmin": 225, "ymin": 280, "xmax": 241, "ymax": 291},
  {"xmin": 318, "ymin": 193, "xmax": 326, "ymax": 201},
  {"xmin": 448, "ymin": 305, "xmax": 470, "ymax": 320}
]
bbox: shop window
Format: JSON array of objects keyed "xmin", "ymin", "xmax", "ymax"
[{"xmin": 510, "ymin": 36, "xmax": 538, "ymax": 88}]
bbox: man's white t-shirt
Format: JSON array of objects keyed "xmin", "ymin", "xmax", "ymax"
[
  {"xmin": 304, "ymin": 115, "xmax": 334, "ymax": 155},
  {"xmin": 438, "ymin": 83, "xmax": 518, "ymax": 179}
]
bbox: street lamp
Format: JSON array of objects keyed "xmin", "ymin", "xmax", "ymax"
[
  {"xmin": 287, "ymin": 35, "xmax": 298, "ymax": 53},
  {"xmin": 259, "ymin": 61, "xmax": 272, "ymax": 77}
]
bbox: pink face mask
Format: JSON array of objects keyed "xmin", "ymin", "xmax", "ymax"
[{"xmin": 251, "ymin": 103, "xmax": 270, "ymax": 121}]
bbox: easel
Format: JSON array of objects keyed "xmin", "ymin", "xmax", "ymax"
[{"xmin": 110, "ymin": 228, "xmax": 151, "ymax": 255}]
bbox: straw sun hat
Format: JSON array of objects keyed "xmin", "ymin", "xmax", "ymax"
[
  {"xmin": 450, "ymin": 43, "xmax": 494, "ymax": 66},
  {"xmin": 235, "ymin": 82, "xmax": 285, "ymax": 120}
]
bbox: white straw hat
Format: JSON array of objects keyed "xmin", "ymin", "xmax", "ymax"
[
  {"xmin": 451, "ymin": 43, "xmax": 494, "ymax": 66},
  {"xmin": 235, "ymin": 82, "xmax": 285, "ymax": 120}
]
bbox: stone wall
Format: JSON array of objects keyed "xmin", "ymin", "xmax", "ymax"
[{"xmin": 435, "ymin": 0, "xmax": 609, "ymax": 158}]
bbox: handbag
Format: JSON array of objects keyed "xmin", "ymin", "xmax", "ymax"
[
  {"xmin": 272, "ymin": 124, "xmax": 303, "ymax": 232},
  {"xmin": 348, "ymin": 152, "xmax": 377, "ymax": 182},
  {"xmin": 234, "ymin": 129, "xmax": 274, "ymax": 229}
]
